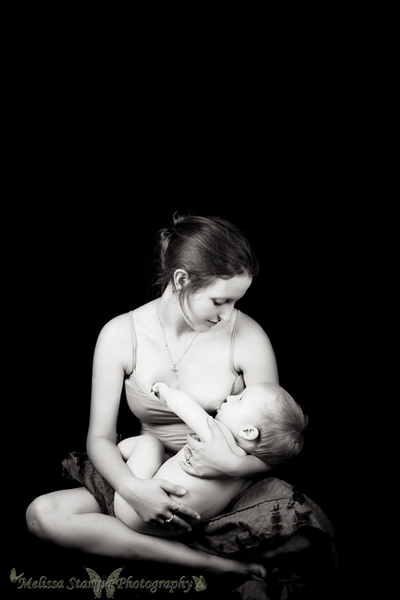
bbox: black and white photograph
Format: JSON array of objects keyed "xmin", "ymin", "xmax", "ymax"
[
  {"xmin": 6, "ymin": 25, "xmax": 370, "ymax": 596},
  {"xmin": 8, "ymin": 193, "xmax": 355, "ymax": 599}
]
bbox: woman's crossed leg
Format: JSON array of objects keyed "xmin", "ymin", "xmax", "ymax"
[{"xmin": 26, "ymin": 461, "xmax": 266, "ymax": 577}]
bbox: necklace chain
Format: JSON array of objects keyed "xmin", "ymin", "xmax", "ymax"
[{"xmin": 156, "ymin": 300, "xmax": 199, "ymax": 377}]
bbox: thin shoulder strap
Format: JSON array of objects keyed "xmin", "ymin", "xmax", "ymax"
[
  {"xmin": 229, "ymin": 309, "xmax": 241, "ymax": 376},
  {"xmin": 129, "ymin": 311, "xmax": 138, "ymax": 374}
]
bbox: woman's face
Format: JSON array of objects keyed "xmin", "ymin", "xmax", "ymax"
[{"xmin": 182, "ymin": 275, "xmax": 252, "ymax": 332}]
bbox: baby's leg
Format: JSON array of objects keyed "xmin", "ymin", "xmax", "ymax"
[
  {"xmin": 114, "ymin": 435, "xmax": 165, "ymax": 529},
  {"xmin": 117, "ymin": 435, "xmax": 165, "ymax": 474},
  {"xmin": 117, "ymin": 436, "xmax": 139, "ymax": 461}
]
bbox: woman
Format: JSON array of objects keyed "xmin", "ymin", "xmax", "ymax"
[{"xmin": 26, "ymin": 213, "xmax": 282, "ymax": 577}]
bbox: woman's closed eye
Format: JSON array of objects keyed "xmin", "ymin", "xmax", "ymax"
[{"xmin": 213, "ymin": 299, "xmax": 236, "ymax": 306}]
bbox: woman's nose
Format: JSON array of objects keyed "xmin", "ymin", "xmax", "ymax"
[{"xmin": 218, "ymin": 304, "xmax": 234, "ymax": 322}]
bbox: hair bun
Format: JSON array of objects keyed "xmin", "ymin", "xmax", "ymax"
[
  {"xmin": 157, "ymin": 213, "xmax": 190, "ymax": 269},
  {"xmin": 153, "ymin": 212, "xmax": 259, "ymax": 297},
  {"xmin": 158, "ymin": 227, "xmax": 173, "ymax": 270},
  {"xmin": 172, "ymin": 211, "xmax": 189, "ymax": 227}
]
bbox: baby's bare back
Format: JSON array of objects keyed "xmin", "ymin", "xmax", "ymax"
[{"xmin": 154, "ymin": 447, "xmax": 252, "ymax": 522}]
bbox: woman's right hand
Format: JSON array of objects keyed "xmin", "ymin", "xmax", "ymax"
[{"xmin": 120, "ymin": 477, "xmax": 201, "ymax": 533}]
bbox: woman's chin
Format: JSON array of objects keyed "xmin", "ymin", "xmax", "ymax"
[{"xmin": 206, "ymin": 320, "xmax": 221, "ymax": 329}]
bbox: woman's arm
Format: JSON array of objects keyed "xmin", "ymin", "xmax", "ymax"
[
  {"xmin": 235, "ymin": 312, "xmax": 279, "ymax": 386},
  {"xmin": 181, "ymin": 313, "xmax": 278, "ymax": 479},
  {"xmin": 87, "ymin": 315, "xmax": 134, "ymax": 490},
  {"xmin": 220, "ymin": 313, "xmax": 278, "ymax": 476},
  {"xmin": 86, "ymin": 314, "xmax": 200, "ymax": 531}
]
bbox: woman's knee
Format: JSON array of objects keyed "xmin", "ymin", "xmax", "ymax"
[
  {"xmin": 26, "ymin": 494, "xmax": 59, "ymax": 541},
  {"xmin": 26, "ymin": 488, "xmax": 98, "ymax": 541}
]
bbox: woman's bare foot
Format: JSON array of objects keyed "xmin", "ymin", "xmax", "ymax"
[
  {"xmin": 186, "ymin": 541, "xmax": 266, "ymax": 578},
  {"xmin": 247, "ymin": 531, "xmax": 314, "ymax": 562},
  {"xmin": 205, "ymin": 554, "xmax": 267, "ymax": 578}
]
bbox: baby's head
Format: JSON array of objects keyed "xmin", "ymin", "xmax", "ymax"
[{"xmin": 215, "ymin": 382, "xmax": 308, "ymax": 466}]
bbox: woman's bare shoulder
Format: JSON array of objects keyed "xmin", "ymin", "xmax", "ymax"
[
  {"xmin": 94, "ymin": 303, "xmax": 154, "ymax": 374},
  {"xmin": 97, "ymin": 300, "xmax": 158, "ymax": 350},
  {"xmin": 131, "ymin": 299, "xmax": 158, "ymax": 321},
  {"xmin": 234, "ymin": 311, "xmax": 278, "ymax": 383},
  {"xmin": 99, "ymin": 300, "xmax": 157, "ymax": 338},
  {"xmin": 98, "ymin": 311, "xmax": 133, "ymax": 340},
  {"xmin": 236, "ymin": 311, "xmax": 271, "ymax": 340}
]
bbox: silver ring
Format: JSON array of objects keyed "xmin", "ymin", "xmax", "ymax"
[
  {"xmin": 165, "ymin": 514, "xmax": 174, "ymax": 524},
  {"xmin": 175, "ymin": 503, "xmax": 181, "ymax": 512}
]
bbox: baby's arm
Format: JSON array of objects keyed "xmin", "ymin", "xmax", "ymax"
[{"xmin": 152, "ymin": 383, "xmax": 215, "ymax": 443}]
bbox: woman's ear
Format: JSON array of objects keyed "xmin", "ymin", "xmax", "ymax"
[
  {"xmin": 238, "ymin": 425, "xmax": 259, "ymax": 441},
  {"xmin": 173, "ymin": 269, "xmax": 190, "ymax": 291}
]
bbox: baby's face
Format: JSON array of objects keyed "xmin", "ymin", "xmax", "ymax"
[{"xmin": 215, "ymin": 383, "xmax": 276, "ymax": 434}]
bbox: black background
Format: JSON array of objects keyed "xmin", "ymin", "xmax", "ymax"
[
  {"xmin": 5, "ymin": 39, "xmax": 368, "ymax": 596},
  {"xmin": 7, "ymin": 194, "xmax": 358, "ymax": 598}
]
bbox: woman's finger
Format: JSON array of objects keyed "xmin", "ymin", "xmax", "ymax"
[
  {"xmin": 164, "ymin": 513, "xmax": 193, "ymax": 533},
  {"xmin": 158, "ymin": 501, "xmax": 202, "ymax": 533},
  {"xmin": 185, "ymin": 434, "xmax": 202, "ymax": 450},
  {"xmin": 159, "ymin": 480, "xmax": 190, "ymax": 497},
  {"xmin": 156, "ymin": 479, "xmax": 202, "ymax": 522},
  {"xmin": 172, "ymin": 501, "xmax": 201, "ymax": 523},
  {"xmin": 178, "ymin": 460, "xmax": 199, "ymax": 477}
]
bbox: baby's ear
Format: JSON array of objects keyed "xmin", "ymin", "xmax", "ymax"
[{"xmin": 238, "ymin": 425, "xmax": 259, "ymax": 441}]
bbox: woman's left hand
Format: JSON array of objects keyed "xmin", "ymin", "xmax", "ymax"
[{"xmin": 179, "ymin": 418, "xmax": 237, "ymax": 479}]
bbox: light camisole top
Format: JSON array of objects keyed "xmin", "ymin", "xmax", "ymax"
[{"xmin": 124, "ymin": 310, "xmax": 245, "ymax": 454}]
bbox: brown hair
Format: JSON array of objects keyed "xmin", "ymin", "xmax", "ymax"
[
  {"xmin": 251, "ymin": 383, "xmax": 309, "ymax": 466},
  {"xmin": 154, "ymin": 213, "xmax": 259, "ymax": 300}
]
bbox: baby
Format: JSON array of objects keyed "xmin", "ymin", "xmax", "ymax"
[{"xmin": 114, "ymin": 381, "xmax": 308, "ymax": 537}]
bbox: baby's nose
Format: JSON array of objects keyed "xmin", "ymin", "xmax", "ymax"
[{"xmin": 225, "ymin": 395, "xmax": 236, "ymax": 403}]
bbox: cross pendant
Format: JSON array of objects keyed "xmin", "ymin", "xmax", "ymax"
[{"xmin": 171, "ymin": 365, "xmax": 179, "ymax": 377}]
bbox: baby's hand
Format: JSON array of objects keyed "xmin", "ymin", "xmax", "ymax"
[{"xmin": 151, "ymin": 382, "xmax": 169, "ymax": 399}]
